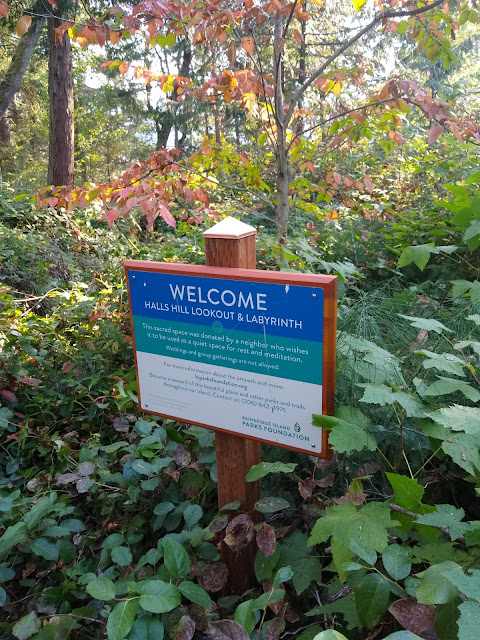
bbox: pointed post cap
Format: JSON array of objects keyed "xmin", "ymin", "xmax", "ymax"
[{"xmin": 202, "ymin": 216, "xmax": 256, "ymax": 239}]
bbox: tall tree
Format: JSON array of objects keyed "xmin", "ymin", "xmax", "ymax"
[
  {"xmin": 47, "ymin": 5, "xmax": 74, "ymax": 186},
  {"xmin": 0, "ymin": 0, "xmax": 46, "ymax": 119}
]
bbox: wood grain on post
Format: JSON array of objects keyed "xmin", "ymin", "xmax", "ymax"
[{"xmin": 203, "ymin": 217, "xmax": 261, "ymax": 594}]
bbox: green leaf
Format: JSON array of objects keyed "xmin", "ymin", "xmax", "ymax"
[
  {"xmin": 86, "ymin": 577, "xmax": 116, "ymax": 601},
  {"xmin": 435, "ymin": 597, "xmax": 461, "ymax": 640},
  {"xmin": 382, "ymin": 634, "xmax": 424, "ymax": 639},
  {"xmin": 306, "ymin": 594, "xmax": 359, "ymax": 630},
  {"xmin": 311, "ymin": 632, "xmax": 349, "ymax": 640},
  {"xmin": 253, "ymin": 588, "xmax": 285, "ymax": 610},
  {"xmin": 416, "ymin": 561, "xmax": 461, "ymax": 604},
  {"xmin": 0, "ymin": 567, "xmax": 15, "ymax": 583},
  {"xmin": 398, "ymin": 245, "xmax": 434, "ymax": 270},
  {"xmin": 417, "ymin": 351, "xmax": 467, "ymax": 377},
  {"xmin": 382, "ymin": 544, "xmax": 412, "ymax": 580},
  {"xmin": 458, "ymin": 601, "xmax": 480, "ymax": 640},
  {"xmin": 255, "ymin": 497, "xmax": 290, "ymax": 513},
  {"xmin": 183, "ymin": 504, "xmax": 203, "ymax": 527},
  {"xmin": 107, "ymin": 599, "xmax": 138, "ymax": 640},
  {"xmin": 397, "ymin": 20, "xmax": 408, "ymax": 33},
  {"xmin": 421, "ymin": 378, "xmax": 480, "ymax": 403},
  {"xmin": 245, "ymin": 461, "xmax": 296, "ymax": 482},
  {"xmin": 399, "ymin": 314, "xmax": 452, "ymax": 334},
  {"xmin": 443, "ymin": 568, "xmax": 480, "ymax": 603},
  {"xmin": 138, "ymin": 581, "xmax": 181, "ymax": 613},
  {"xmin": 153, "ymin": 501, "xmax": 175, "ymax": 517},
  {"xmin": 416, "ymin": 505, "xmax": 467, "ymax": 541},
  {"xmin": 131, "ymin": 459, "xmax": 153, "ymax": 475},
  {"xmin": 353, "ymin": 573, "xmax": 390, "ymax": 629},
  {"xmin": 358, "ymin": 384, "xmax": 424, "ymax": 417},
  {"xmin": 0, "ymin": 585, "xmax": 6, "ymax": 606},
  {"xmin": 30, "ymin": 538, "xmax": 59, "ymax": 561},
  {"xmin": 111, "ymin": 546, "xmax": 133, "ymax": 567},
  {"xmin": 135, "ymin": 419, "xmax": 153, "ymax": 436},
  {"xmin": 178, "ymin": 581, "xmax": 211, "ymax": 608},
  {"xmin": 464, "ymin": 220, "xmax": 480, "ymax": 250},
  {"xmin": 234, "ymin": 599, "xmax": 256, "ymax": 634},
  {"xmin": 348, "ymin": 539, "xmax": 376, "ymax": 567},
  {"xmin": 386, "ymin": 473, "xmax": 424, "ymax": 510},
  {"xmin": 315, "ymin": 410, "xmax": 376, "ymax": 453},
  {"xmin": 278, "ymin": 530, "xmax": 321, "ymax": 595},
  {"xmin": 442, "ymin": 432, "xmax": 480, "ymax": 475},
  {"xmin": 163, "ymin": 538, "xmax": 190, "ymax": 579},
  {"xmin": 273, "ymin": 566, "xmax": 294, "ymax": 587},
  {"xmin": 308, "ymin": 501, "xmax": 393, "ymax": 580},
  {"xmin": 431, "ymin": 405, "xmax": 480, "ymax": 434},
  {"xmin": 23, "ymin": 493, "xmax": 56, "ymax": 529},
  {"xmin": 0, "ymin": 522, "xmax": 27, "ymax": 561},
  {"xmin": 12, "ymin": 612, "xmax": 41, "ymax": 639}
]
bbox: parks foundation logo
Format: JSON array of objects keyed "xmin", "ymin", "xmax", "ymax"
[{"xmin": 294, "ymin": 422, "xmax": 301, "ymax": 433}]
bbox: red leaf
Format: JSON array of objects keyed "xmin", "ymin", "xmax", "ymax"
[
  {"xmin": 364, "ymin": 174, "xmax": 373, "ymax": 193},
  {"xmin": 224, "ymin": 514, "xmax": 254, "ymax": 550},
  {"xmin": 428, "ymin": 125, "xmax": 444, "ymax": 144},
  {"xmin": 199, "ymin": 562, "xmax": 229, "ymax": 592},
  {"xmin": 159, "ymin": 203, "xmax": 176, "ymax": 227},
  {"xmin": 62, "ymin": 360, "xmax": 72, "ymax": 374},
  {"xmin": 389, "ymin": 600, "xmax": 436, "ymax": 639},
  {"xmin": 256, "ymin": 522, "xmax": 276, "ymax": 557},
  {"xmin": 0, "ymin": 390, "xmax": 17, "ymax": 403},
  {"xmin": 241, "ymin": 36, "xmax": 255, "ymax": 54},
  {"xmin": 0, "ymin": 2, "xmax": 9, "ymax": 18}
]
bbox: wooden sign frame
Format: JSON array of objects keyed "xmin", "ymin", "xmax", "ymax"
[{"xmin": 125, "ymin": 260, "xmax": 337, "ymax": 459}]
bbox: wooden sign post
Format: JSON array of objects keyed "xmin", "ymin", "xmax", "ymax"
[
  {"xmin": 124, "ymin": 216, "xmax": 337, "ymax": 595},
  {"xmin": 203, "ymin": 218, "xmax": 261, "ymax": 593}
]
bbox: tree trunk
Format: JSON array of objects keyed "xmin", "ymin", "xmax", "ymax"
[
  {"xmin": 273, "ymin": 13, "xmax": 290, "ymax": 244},
  {"xmin": 0, "ymin": 4, "xmax": 46, "ymax": 119},
  {"xmin": 47, "ymin": 11, "xmax": 74, "ymax": 186}
]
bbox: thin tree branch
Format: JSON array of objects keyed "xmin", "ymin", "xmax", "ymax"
[{"xmin": 286, "ymin": 0, "xmax": 445, "ymax": 123}]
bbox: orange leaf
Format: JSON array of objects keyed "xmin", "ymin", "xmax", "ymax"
[
  {"xmin": 241, "ymin": 36, "xmax": 255, "ymax": 54},
  {"xmin": 227, "ymin": 43, "xmax": 236, "ymax": 68},
  {"xmin": 0, "ymin": 2, "xmax": 9, "ymax": 18},
  {"xmin": 16, "ymin": 15, "xmax": 32, "ymax": 37},
  {"xmin": 118, "ymin": 62, "xmax": 129, "ymax": 76},
  {"xmin": 364, "ymin": 174, "xmax": 373, "ymax": 193},
  {"xmin": 110, "ymin": 30, "xmax": 122, "ymax": 44}
]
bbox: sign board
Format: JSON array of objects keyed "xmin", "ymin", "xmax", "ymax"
[{"xmin": 125, "ymin": 261, "xmax": 337, "ymax": 457}]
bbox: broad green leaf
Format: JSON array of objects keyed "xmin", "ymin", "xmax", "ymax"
[
  {"xmin": 163, "ymin": 538, "xmax": 190, "ymax": 579},
  {"xmin": 0, "ymin": 522, "xmax": 27, "ymax": 561},
  {"xmin": 382, "ymin": 634, "xmax": 423, "ymax": 639},
  {"xmin": 417, "ymin": 505, "xmax": 467, "ymax": 541},
  {"xmin": 416, "ymin": 561, "xmax": 461, "ymax": 604},
  {"xmin": 273, "ymin": 566, "xmax": 294, "ymax": 587},
  {"xmin": 417, "ymin": 351, "xmax": 467, "ymax": 377},
  {"xmin": 234, "ymin": 599, "xmax": 256, "ymax": 634},
  {"xmin": 183, "ymin": 504, "xmax": 203, "ymax": 527},
  {"xmin": 353, "ymin": 573, "xmax": 390, "ymax": 629},
  {"xmin": 421, "ymin": 378, "xmax": 480, "ymax": 403},
  {"xmin": 397, "ymin": 20, "xmax": 408, "ymax": 33},
  {"xmin": 452, "ymin": 279, "xmax": 473, "ymax": 299},
  {"xmin": 23, "ymin": 493, "xmax": 56, "ymax": 529},
  {"xmin": 255, "ymin": 497, "xmax": 290, "ymax": 513},
  {"xmin": 102, "ymin": 533, "xmax": 124, "ymax": 549},
  {"xmin": 382, "ymin": 544, "xmax": 412, "ymax": 580},
  {"xmin": 12, "ymin": 612, "xmax": 41, "ymax": 639},
  {"xmin": 398, "ymin": 314, "xmax": 452, "ymax": 334},
  {"xmin": 398, "ymin": 245, "xmax": 433, "ymax": 270},
  {"xmin": 245, "ymin": 461, "xmax": 296, "ymax": 481},
  {"xmin": 178, "ymin": 581, "xmax": 211, "ymax": 608},
  {"xmin": 86, "ymin": 577, "xmax": 116, "ymax": 601},
  {"xmin": 137, "ymin": 580, "xmax": 181, "ymax": 613},
  {"xmin": 443, "ymin": 568, "xmax": 480, "ymax": 603},
  {"xmin": 431, "ymin": 405, "xmax": 480, "ymax": 434},
  {"xmin": 131, "ymin": 459, "xmax": 153, "ymax": 475},
  {"xmin": 349, "ymin": 538, "xmax": 377, "ymax": 565},
  {"xmin": 314, "ymin": 411, "xmax": 376, "ymax": 453},
  {"xmin": 107, "ymin": 599, "xmax": 138, "ymax": 640},
  {"xmin": 435, "ymin": 597, "xmax": 461, "ymax": 640},
  {"xmin": 458, "ymin": 601, "xmax": 480, "ymax": 640},
  {"xmin": 308, "ymin": 501, "xmax": 393, "ymax": 580},
  {"xmin": 278, "ymin": 530, "xmax": 321, "ymax": 595},
  {"xmin": 387, "ymin": 472, "xmax": 424, "ymax": 510},
  {"xmin": 0, "ymin": 567, "xmax": 15, "ymax": 583},
  {"xmin": 464, "ymin": 220, "xmax": 480, "ymax": 250},
  {"xmin": 153, "ymin": 501, "xmax": 175, "ymax": 517},
  {"xmin": 0, "ymin": 585, "xmax": 6, "ymax": 606},
  {"xmin": 111, "ymin": 546, "xmax": 133, "ymax": 567},
  {"xmin": 358, "ymin": 384, "xmax": 424, "ymax": 417},
  {"xmin": 30, "ymin": 538, "xmax": 59, "ymax": 561}
]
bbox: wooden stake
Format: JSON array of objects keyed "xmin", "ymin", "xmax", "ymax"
[{"xmin": 203, "ymin": 217, "xmax": 261, "ymax": 593}]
